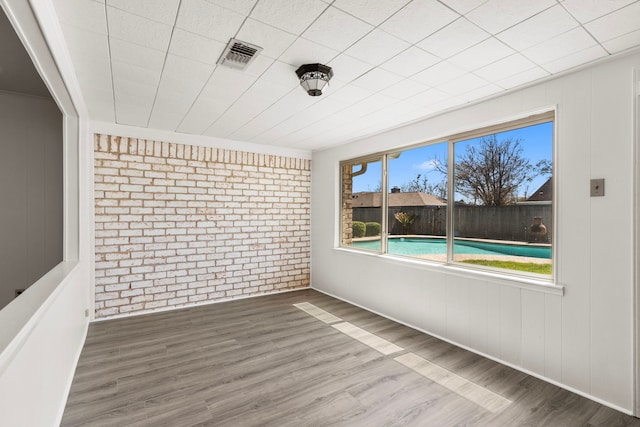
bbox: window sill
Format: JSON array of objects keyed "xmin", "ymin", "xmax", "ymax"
[{"xmin": 333, "ymin": 247, "xmax": 564, "ymax": 296}]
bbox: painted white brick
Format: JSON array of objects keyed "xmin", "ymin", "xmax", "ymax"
[{"xmin": 94, "ymin": 134, "xmax": 310, "ymax": 318}]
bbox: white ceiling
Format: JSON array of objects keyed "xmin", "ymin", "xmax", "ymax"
[{"xmin": 53, "ymin": 0, "xmax": 640, "ymax": 151}]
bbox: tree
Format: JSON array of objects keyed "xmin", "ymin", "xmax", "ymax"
[
  {"xmin": 400, "ymin": 174, "xmax": 447, "ymax": 199},
  {"xmin": 443, "ymin": 135, "xmax": 539, "ymax": 206},
  {"xmin": 394, "ymin": 212, "xmax": 415, "ymax": 235}
]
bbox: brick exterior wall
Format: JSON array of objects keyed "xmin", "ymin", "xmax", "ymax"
[
  {"xmin": 341, "ymin": 163, "xmax": 353, "ymax": 245},
  {"xmin": 94, "ymin": 134, "xmax": 310, "ymax": 318}
]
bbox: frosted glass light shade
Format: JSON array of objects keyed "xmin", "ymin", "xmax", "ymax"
[{"xmin": 295, "ymin": 63, "xmax": 334, "ymax": 96}]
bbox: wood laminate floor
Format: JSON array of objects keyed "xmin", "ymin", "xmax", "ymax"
[{"xmin": 62, "ymin": 289, "xmax": 640, "ymax": 426}]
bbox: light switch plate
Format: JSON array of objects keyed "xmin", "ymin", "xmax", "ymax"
[{"xmin": 590, "ymin": 178, "xmax": 605, "ymax": 197}]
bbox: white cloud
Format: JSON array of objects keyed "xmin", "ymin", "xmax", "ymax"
[{"xmin": 414, "ymin": 159, "xmax": 439, "ymax": 171}]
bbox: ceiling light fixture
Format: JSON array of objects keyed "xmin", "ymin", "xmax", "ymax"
[{"xmin": 295, "ymin": 63, "xmax": 333, "ymax": 96}]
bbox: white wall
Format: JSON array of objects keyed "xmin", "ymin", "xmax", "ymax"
[
  {"xmin": 312, "ymin": 52, "xmax": 639, "ymax": 413},
  {"xmin": 0, "ymin": 0, "xmax": 91, "ymax": 425},
  {"xmin": 0, "ymin": 91, "xmax": 63, "ymax": 309}
]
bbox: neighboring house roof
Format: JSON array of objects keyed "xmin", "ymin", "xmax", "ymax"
[
  {"xmin": 527, "ymin": 177, "xmax": 553, "ymax": 202},
  {"xmin": 352, "ymin": 192, "xmax": 447, "ymax": 207}
]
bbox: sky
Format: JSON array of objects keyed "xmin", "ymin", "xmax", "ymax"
[{"xmin": 352, "ymin": 121, "xmax": 553, "ymax": 203}]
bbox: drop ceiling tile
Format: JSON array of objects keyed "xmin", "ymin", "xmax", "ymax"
[
  {"xmin": 374, "ymin": 100, "xmax": 425, "ymax": 122},
  {"xmin": 522, "ymin": 27, "xmax": 597, "ymax": 65},
  {"xmin": 73, "ymin": 60, "xmax": 113, "ymax": 97},
  {"xmin": 561, "ymin": 0, "xmax": 636, "ymax": 23},
  {"xmin": 83, "ymin": 87, "xmax": 116, "ymax": 122},
  {"xmin": 496, "ymin": 66, "xmax": 550, "ymax": 89},
  {"xmin": 334, "ymin": 92, "xmax": 396, "ymax": 122},
  {"xmin": 107, "ymin": 0, "xmax": 180, "ymax": 25},
  {"xmin": 204, "ymin": 79, "xmax": 294, "ymax": 137},
  {"xmin": 423, "ymin": 96, "xmax": 465, "ymax": 112},
  {"xmin": 280, "ymin": 113, "xmax": 355, "ymax": 144},
  {"xmin": 236, "ymin": 19, "xmax": 297, "ymax": 60},
  {"xmin": 260, "ymin": 60, "xmax": 300, "ymax": 89},
  {"xmin": 54, "ymin": 0, "xmax": 107, "ymax": 34},
  {"xmin": 436, "ymin": 73, "xmax": 488, "ymax": 96},
  {"xmin": 302, "ymin": 6, "xmax": 373, "ymax": 51},
  {"xmin": 111, "ymin": 60, "xmax": 162, "ymax": 90},
  {"xmin": 332, "ymin": 0, "xmax": 409, "ymax": 26},
  {"xmin": 602, "ymin": 28, "xmax": 640, "ymax": 53},
  {"xmin": 411, "ymin": 61, "xmax": 467, "ymax": 86},
  {"xmin": 261, "ymin": 98, "xmax": 345, "ymax": 142},
  {"xmin": 113, "ymin": 79, "xmax": 157, "ymax": 126},
  {"xmin": 328, "ymin": 54, "xmax": 373, "ymax": 83},
  {"xmin": 345, "ymin": 29, "xmax": 411, "ymax": 66},
  {"xmin": 404, "ymin": 88, "xmax": 450, "ymax": 107},
  {"xmin": 473, "ymin": 53, "xmax": 536, "ymax": 81},
  {"xmin": 457, "ymin": 82, "xmax": 503, "ymax": 101},
  {"xmin": 200, "ymin": 67, "xmax": 258, "ymax": 103},
  {"xmin": 112, "ymin": 77, "xmax": 157, "ymax": 101},
  {"xmin": 60, "ymin": 24, "xmax": 110, "ymax": 62},
  {"xmin": 204, "ymin": 0, "xmax": 258, "ymax": 15},
  {"xmin": 115, "ymin": 103, "xmax": 153, "ymax": 127},
  {"xmin": 177, "ymin": 97, "xmax": 230, "ymax": 134},
  {"xmin": 62, "ymin": 26, "xmax": 114, "ymax": 121},
  {"xmin": 107, "ymin": 6, "xmax": 172, "ymax": 51},
  {"xmin": 381, "ymin": 1, "xmax": 459, "ymax": 43},
  {"xmin": 585, "ymin": 2, "xmax": 640, "ymax": 43},
  {"xmin": 417, "ymin": 18, "xmax": 490, "ymax": 59},
  {"xmin": 242, "ymin": 55, "xmax": 276, "ymax": 78},
  {"xmin": 148, "ymin": 55, "xmax": 214, "ymax": 130},
  {"xmin": 168, "ymin": 28, "xmax": 226, "ymax": 65},
  {"xmin": 448, "ymin": 37, "xmax": 514, "ymax": 71},
  {"xmin": 351, "ymin": 68, "xmax": 405, "ymax": 92},
  {"xmin": 380, "ymin": 46, "xmax": 440, "ymax": 77},
  {"xmin": 440, "ymin": 0, "xmax": 489, "ymax": 15},
  {"xmin": 379, "ymin": 79, "xmax": 430, "ymax": 100},
  {"xmin": 278, "ymin": 38, "xmax": 340, "ymax": 66},
  {"xmin": 250, "ymin": 0, "xmax": 329, "ymax": 35},
  {"xmin": 176, "ymin": 0, "xmax": 245, "ymax": 43},
  {"xmin": 109, "ymin": 38, "xmax": 166, "ymax": 74},
  {"xmin": 231, "ymin": 91, "xmax": 312, "ymax": 141},
  {"xmin": 542, "ymin": 45, "xmax": 608, "ymax": 74},
  {"xmin": 497, "ymin": 5, "xmax": 579, "ymax": 51},
  {"xmin": 325, "ymin": 84, "xmax": 376, "ymax": 105},
  {"xmin": 465, "ymin": 0, "xmax": 556, "ymax": 34}
]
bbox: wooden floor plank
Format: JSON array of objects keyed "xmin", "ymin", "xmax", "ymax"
[{"xmin": 62, "ymin": 289, "xmax": 640, "ymax": 426}]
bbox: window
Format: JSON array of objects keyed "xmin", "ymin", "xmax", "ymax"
[
  {"xmin": 341, "ymin": 157, "xmax": 383, "ymax": 251},
  {"xmin": 340, "ymin": 112, "xmax": 554, "ymax": 279},
  {"xmin": 387, "ymin": 143, "xmax": 448, "ymax": 262}
]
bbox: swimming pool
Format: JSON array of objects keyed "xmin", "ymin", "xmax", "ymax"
[{"xmin": 352, "ymin": 237, "xmax": 551, "ymax": 259}]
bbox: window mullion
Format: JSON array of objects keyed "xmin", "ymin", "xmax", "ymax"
[
  {"xmin": 381, "ymin": 154, "xmax": 388, "ymax": 254},
  {"xmin": 447, "ymin": 140, "xmax": 455, "ymax": 263}
]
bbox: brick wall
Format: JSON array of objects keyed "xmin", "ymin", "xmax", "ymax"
[
  {"xmin": 94, "ymin": 134, "xmax": 310, "ymax": 318},
  {"xmin": 341, "ymin": 163, "xmax": 353, "ymax": 245}
]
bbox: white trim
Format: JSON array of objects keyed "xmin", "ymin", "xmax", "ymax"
[
  {"xmin": 312, "ymin": 286, "xmax": 632, "ymax": 416},
  {"xmin": 633, "ymin": 67, "xmax": 640, "ymax": 416},
  {"xmin": 3, "ymin": 0, "xmax": 80, "ymax": 117},
  {"xmin": 90, "ymin": 120, "xmax": 313, "ymax": 160},
  {"xmin": 0, "ymin": 262, "xmax": 80, "ymax": 374},
  {"xmin": 92, "ymin": 286, "xmax": 310, "ymax": 322},
  {"xmin": 332, "ymin": 247, "xmax": 563, "ymax": 295}
]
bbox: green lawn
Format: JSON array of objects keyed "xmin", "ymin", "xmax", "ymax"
[{"xmin": 461, "ymin": 259, "xmax": 552, "ymax": 275}]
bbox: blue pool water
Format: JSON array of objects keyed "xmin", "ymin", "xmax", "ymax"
[{"xmin": 352, "ymin": 238, "xmax": 551, "ymax": 259}]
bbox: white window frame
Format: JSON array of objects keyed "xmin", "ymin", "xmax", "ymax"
[{"xmin": 339, "ymin": 111, "xmax": 556, "ymax": 283}]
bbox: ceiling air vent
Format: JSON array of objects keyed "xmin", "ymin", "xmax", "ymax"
[{"xmin": 217, "ymin": 38, "xmax": 263, "ymax": 70}]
